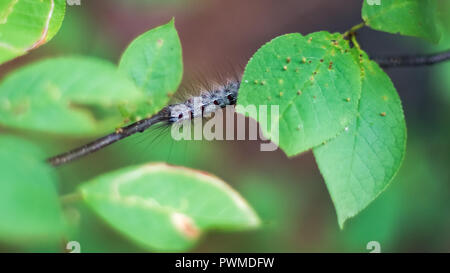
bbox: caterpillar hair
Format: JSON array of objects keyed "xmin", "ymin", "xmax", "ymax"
[{"xmin": 47, "ymin": 80, "xmax": 240, "ymax": 166}]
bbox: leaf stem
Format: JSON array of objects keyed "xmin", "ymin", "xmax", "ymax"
[
  {"xmin": 343, "ymin": 22, "xmax": 366, "ymax": 38},
  {"xmin": 350, "ymin": 33, "xmax": 362, "ymax": 52}
]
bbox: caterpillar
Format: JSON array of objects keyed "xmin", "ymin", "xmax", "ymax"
[{"xmin": 47, "ymin": 80, "xmax": 241, "ymax": 166}]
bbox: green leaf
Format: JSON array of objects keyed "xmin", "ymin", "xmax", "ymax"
[
  {"xmin": 119, "ymin": 18, "xmax": 183, "ymax": 117},
  {"xmin": 0, "ymin": 135, "xmax": 65, "ymax": 242},
  {"xmin": 362, "ymin": 0, "xmax": 442, "ymax": 43},
  {"xmin": 313, "ymin": 50, "xmax": 407, "ymax": 228},
  {"xmin": 79, "ymin": 163, "xmax": 260, "ymax": 251},
  {"xmin": 0, "ymin": 0, "xmax": 66, "ymax": 65},
  {"xmin": 0, "ymin": 56, "xmax": 143, "ymax": 135},
  {"xmin": 237, "ymin": 32, "xmax": 361, "ymax": 156}
]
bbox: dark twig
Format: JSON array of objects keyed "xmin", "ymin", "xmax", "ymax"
[
  {"xmin": 374, "ymin": 50, "xmax": 450, "ymax": 68},
  {"xmin": 47, "ymin": 109, "xmax": 169, "ymax": 166}
]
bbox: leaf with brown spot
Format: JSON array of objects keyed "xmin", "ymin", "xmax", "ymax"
[
  {"xmin": 238, "ymin": 31, "xmax": 362, "ymax": 156},
  {"xmin": 313, "ymin": 50, "xmax": 407, "ymax": 228},
  {"xmin": 79, "ymin": 163, "xmax": 260, "ymax": 251},
  {"xmin": 0, "ymin": 0, "xmax": 66, "ymax": 65}
]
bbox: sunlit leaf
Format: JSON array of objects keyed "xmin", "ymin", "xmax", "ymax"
[
  {"xmin": 238, "ymin": 31, "xmax": 361, "ymax": 156},
  {"xmin": 313, "ymin": 50, "xmax": 407, "ymax": 228},
  {"xmin": 362, "ymin": 0, "xmax": 442, "ymax": 43}
]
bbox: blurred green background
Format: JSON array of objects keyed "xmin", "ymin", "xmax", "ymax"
[{"xmin": 0, "ymin": 0, "xmax": 449, "ymax": 252}]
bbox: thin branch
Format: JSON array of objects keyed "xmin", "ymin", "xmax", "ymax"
[
  {"xmin": 374, "ymin": 50, "xmax": 450, "ymax": 68},
  {"xmin": 343, "ymin": 22, "xmax": 450, "ymax": 68},
  {"xmin": 47, "ymin": 109, "xmax": 169, "ymax": 166},
  {"xmin": 343, "ymin": 22, "xmax": 366, "ymax": 38}
]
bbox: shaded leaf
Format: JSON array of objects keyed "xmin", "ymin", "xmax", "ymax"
[
  {"xmin": 0, "ymin": 56, "xmax": 143, "ymax": 135},
  {"xmin": 119, "ymin": 19, "xmax": 183, "ymax": 117},
  {"xmin": 0, "ymin": 135, "xmax": 65, "ymax": 243}
]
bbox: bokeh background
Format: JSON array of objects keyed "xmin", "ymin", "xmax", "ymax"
[{"xmin": 0, "ymin": 0, "xmax": 449, "ymax": 252}]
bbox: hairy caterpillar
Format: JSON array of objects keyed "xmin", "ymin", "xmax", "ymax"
[{"xmin": 47, "ymin": 80, "xmax": 241, "ymax": 166}]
